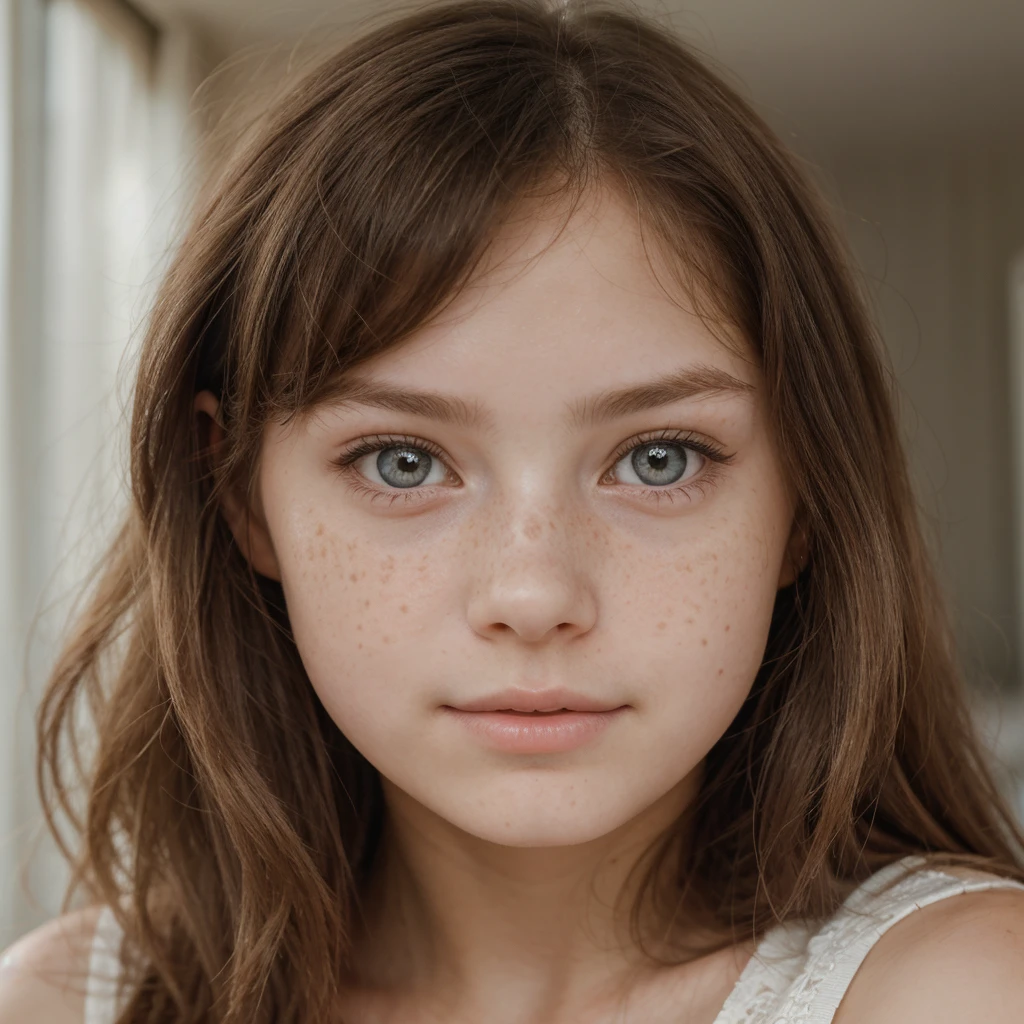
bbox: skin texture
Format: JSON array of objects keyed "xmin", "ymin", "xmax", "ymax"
[
  {"xmin": 196, "ymin": 185, "xmax": 806, "ymax": 1020},
  {"xmin": 832, "ymin": 882, "xmax": 1024, "ymax": 1024}
]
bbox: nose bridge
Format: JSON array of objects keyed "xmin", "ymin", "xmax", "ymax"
[
  {"xmin": 465, "ymin": 472, "xmax": 598, "ymax": 642},
  {"xmin": 486, "ymin": 470, "xmax": 580, "ymax": 561}
]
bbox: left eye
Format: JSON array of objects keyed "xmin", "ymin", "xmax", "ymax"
[{"xmin": 610, "ymin": 441, "xmax": 703, "ymax": 488}]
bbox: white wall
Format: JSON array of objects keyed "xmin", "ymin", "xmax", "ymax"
[
  {"xmin": 807, "ymin": 145, "xmax": 1024, "ymax": 691},
  {"xmin": 0, "ymin": 0, "xmax": 209, "ymax": 944}
]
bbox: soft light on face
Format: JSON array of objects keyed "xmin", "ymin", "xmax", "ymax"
[{"xmin": 252, "ymin": 187, "xmax": 797, "ymax": 848}]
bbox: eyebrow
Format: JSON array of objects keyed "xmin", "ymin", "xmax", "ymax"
[{"xmin": 322, "ymin": 362, "xmax": 755, "ymax": 433}]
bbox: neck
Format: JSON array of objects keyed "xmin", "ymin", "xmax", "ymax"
[{"xmin": 347, "ymin": 770, "xmax": 711, "ymax": 1021}]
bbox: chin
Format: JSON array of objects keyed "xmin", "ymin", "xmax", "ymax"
[
  {"xmin": 463, "ymin": 816, "xmax": 627, "ymax": 848},
  {"xmin": 435, "ymin": 789, "xmax": 641, "ymax": 848}
]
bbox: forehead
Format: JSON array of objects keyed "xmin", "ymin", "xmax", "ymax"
[
  {"xmin": 364, "ymin": 188, "xmax": 749, "ymax": 364},
  {"xmin": 454, "ymin": 183, "xmax": 743, "ymax": 335}
]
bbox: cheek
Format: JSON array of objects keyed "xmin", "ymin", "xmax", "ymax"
[
  {"xmin": 273, "ymin": 508, "xmax": 447, "ymax": 739},
  {"xmin": 607, "ymin": 513, "xmax": 781, "ymax": 762}
]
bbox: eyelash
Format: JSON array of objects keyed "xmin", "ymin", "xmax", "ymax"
[{"xmin": 331, "ymin": 429, "xmax": 736, "ymax": 508}]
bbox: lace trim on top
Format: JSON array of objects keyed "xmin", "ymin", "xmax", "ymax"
[{"xmin": 711, "ymin": 855, "xmax": 1024, "ymax": 1024}]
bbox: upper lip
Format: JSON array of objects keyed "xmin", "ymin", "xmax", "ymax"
[{"xmin": 447, "ymin": 687, "xmax": 626, "ymax": 713}]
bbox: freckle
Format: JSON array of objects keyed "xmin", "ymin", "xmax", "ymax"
[
  {"xmin": 570, "ymin": 799, "xmax": 576, "ymax": 807},
  {"xmin": 383, "ymin": 635, "xmax": 390, "ymax": 644},
  {"xmin": 320, "ymin": 546, "xmax": 326, "ymax": 557},
  {"xmin": 356, "ymin": 623, "xmax": 362, "ymax": 631},
  {"xmin": 717, "ymin": 668, "xmax": 723, "ymax": 676},
  {"xmin": 725, "ymin": 624, "xmax": 731, "ymax": 632},
  {"xmin": 700, "ymin": 577, "xmax": 707, "ymax": 585},
  {"xmin": 685, "ymin": 617, "xmax": 694, "ymax": 624},
  {"xmin": 656, "ymin": 622, "xmax": 666, "ymax": 630},
  {"xmin": 701, "ymin": 637, "xmax": 708, "ymax": 646},
  {"xmin": 400, "ymin": 604, "xmax": 408, "ymax": 613},
  {"xmin": 350, "ymin": 573, "xmax": 358, "ymax": 582},
  {"xmin": 365, "ymin": 599, "xmax": 370, "ymax": 607},
  {"xmin": 358, "ymin": 642, "xmax": 363, "ymax": 649},
  {"xmin": 315, "ymin": 523, "xmax": 324, "ymax": 536}
]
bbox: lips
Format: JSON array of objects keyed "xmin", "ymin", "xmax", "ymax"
[
  {"xmin": 446, "ymin": 686, "xmax": 626, "ymax": 714},
  {"xmin": 442, "ymin": 704, "xmax": 628, "ymax": 754}
]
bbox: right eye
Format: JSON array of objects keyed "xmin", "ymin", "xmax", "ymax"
[{"xmin": 333, "ymin": 434, "xmax": 455, "ymax": 494}]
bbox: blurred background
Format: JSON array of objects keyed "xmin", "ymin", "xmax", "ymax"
[{"xmin": 2, "ymin": 0, "xmax": 1024, "ymax": 946}]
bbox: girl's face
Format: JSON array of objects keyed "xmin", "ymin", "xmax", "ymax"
[{"xmin": 230, "ymin": 187, "xmax": 800, "ymax": 848}]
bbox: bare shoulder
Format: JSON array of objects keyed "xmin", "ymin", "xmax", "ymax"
[
  {"xmin": 0, "ymin": 905, "xmax": 105, "ymax": 1023},
  {"xmin": 833, "ymin": 873, "xmax": 1024, "ymax": 1024}
]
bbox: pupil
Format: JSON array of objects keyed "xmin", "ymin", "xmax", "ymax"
[{"xmin": 648, "ymin": 446, "xmax": 668, "ymax": 469}]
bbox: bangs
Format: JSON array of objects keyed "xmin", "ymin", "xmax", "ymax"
[{"xmin": 208, "ymin": 12, "xmax": 601, "ymax": 424}]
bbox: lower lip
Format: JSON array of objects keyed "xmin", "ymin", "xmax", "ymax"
[{"xmin": 441, "ymin": 707, "xmax": 629, "ymax": 753}]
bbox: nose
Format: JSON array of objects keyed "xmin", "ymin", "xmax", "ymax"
[{"xmin": 464, "ymin": 504, "xmax": 599, "ymax": 645}]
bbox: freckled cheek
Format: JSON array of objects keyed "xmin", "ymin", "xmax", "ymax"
[
  {"xmin": 620, "ymin": 532, "xmax": 778, "ymax": 715},
  {"xmin": 273, "ymin": 519, "xmax": 443, "ymax": 726}
]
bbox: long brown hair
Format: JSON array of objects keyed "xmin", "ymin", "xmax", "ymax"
[{"xmin": 36, "ymin": 0, "xmax": 1024, "ymax": 1020}]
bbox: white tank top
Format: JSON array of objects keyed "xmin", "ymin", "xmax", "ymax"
[{"xmin": 84, "ymin": 855, "xmax": 1024, "ymax": 1024}]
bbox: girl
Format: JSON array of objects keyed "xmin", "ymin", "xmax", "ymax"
[{"xmin": 3, "ymin": 0, "xmax": 1024, "ymax": 1020}]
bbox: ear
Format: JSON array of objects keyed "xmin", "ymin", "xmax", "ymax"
[
  {"xmin": 194, "ymin": 390, "xmax": 282, "ymax": 581},
  {"xmin": 777, "ymin": 505, "xmax": 810, "ymax": 590}
]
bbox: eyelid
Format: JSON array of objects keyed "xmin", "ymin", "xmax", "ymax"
[
  {"xmin": 606, "ymin": 428, "xmax": 735, "ymax": 468},
  {"xmin": 336, "ymin": 429, "xmax": 733, "ymax": 469},
  {"xmin": 335, "ymin": 432, "xmax": 449, "ymax": 465}
]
